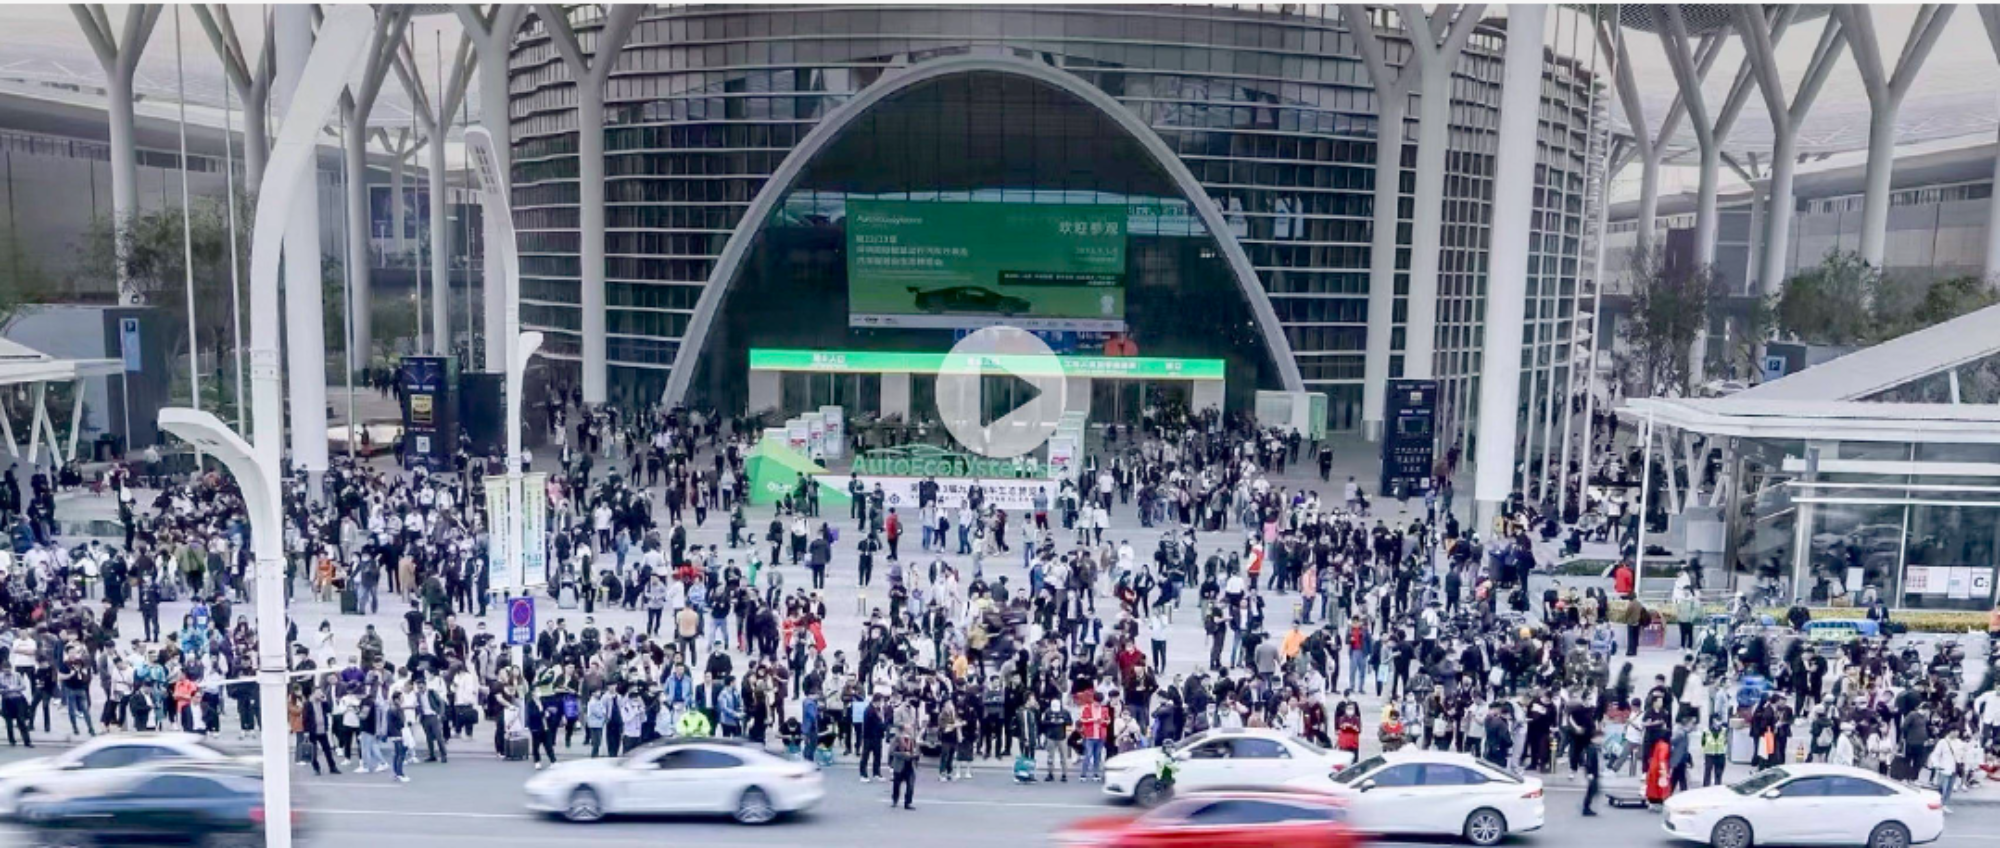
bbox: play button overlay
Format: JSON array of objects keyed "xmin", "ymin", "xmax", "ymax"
[{"xmin": 937, "ymin": 326, "xmax": 1071, "ymax": 458}]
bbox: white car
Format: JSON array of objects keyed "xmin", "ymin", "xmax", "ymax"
[
  {"xmin": 0, "ymin": 733, "xmax": 251, "ymax": 816},
  {"xmin": 1102, "ymin": 728, "xmax": 1344, "ymax": 806},
  {"xmin": 1286, "ymin": 750, "xmax": 1544, "ymax": 846},
  {"xmin": 1663, "ymin": 764, "xmax": 1944, "ymax": 848},
  {"xmin": 524, "ymin": 739, "xmax": 824, "ymax": 824}
]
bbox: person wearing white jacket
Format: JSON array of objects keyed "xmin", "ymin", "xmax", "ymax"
[{"xmin": 1928, "ymin": 728, "xmax": 1977, "ymax": 812}]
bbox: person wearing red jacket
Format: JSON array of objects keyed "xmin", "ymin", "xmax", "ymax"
[
  {"xmin": 884, "ymin": 509, "xmax": 902, "ymax": 561},
  {"xmin": 1078, "ymin": 694, "xmax": 1111, "ymax": 782}
]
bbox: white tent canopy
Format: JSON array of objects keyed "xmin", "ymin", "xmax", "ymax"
[{"xmin": 0, "ymin": 337, "xmax": 124, "ymax": 468}]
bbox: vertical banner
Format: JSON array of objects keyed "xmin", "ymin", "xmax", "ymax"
[
  {"xmin": 520, "ymin": 471, "xmax": 548, "ymax": 587},
  {"xmin": 820, "ymin": 405, "xmax": 846, "ymax": 460},
  {"xmin": 1380, "ymin": 379, "xmax": 1438, "ymax": 496},
  {"xmin": 1046, "ymin": 436, "xmax": 1078, "ymax": 480},
  {"xmin": 484, "ymin": 475, "xmax": 512, "ymax": 590},
  {"xmin": 787, "ymin": 418, "xmax": 810, "ymax": 452}
]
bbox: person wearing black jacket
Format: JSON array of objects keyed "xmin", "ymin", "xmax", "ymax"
[
  {"xmin": 858, "ymin": 694, "xmax": 887, "ymax": 781},
  {"xmin": 1581, "ymin": 727, "xmax": 1603, "ymax": 816}
]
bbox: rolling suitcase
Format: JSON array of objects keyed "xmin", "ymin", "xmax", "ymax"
[
  {"xmin": 505, "ymin": 733, "xmax": 531, "ymax": 761},
  {"xmin": 340, "ymin": 587, "xmax": 359, "ymax": 615}
]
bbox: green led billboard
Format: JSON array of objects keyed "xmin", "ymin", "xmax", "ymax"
[{"xmin": 846, "ymin": 200, "xmax": 1127, "ymax": 330}]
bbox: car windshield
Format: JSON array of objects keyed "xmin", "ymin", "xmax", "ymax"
[
  {"xmin": 1333, "ymin": 756, "xmax": 1386, "ymax": 785},
  {"xmin": 1731, "ymin": 768, "xmax": 1790, "ymax": 795}
]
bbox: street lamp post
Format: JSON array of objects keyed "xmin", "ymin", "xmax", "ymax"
[
  {"xmin": 152, "ymin": 10, "xmax": 374, "ymax": 848},
  {"xmin": 157, "ymin": 409, "xmax": 290, "ymax": 828},
  {"xmin": 466, "ymin": 126, "xmax": 540, "ymax": 603}
]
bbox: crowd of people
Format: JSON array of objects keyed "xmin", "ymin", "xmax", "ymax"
[{"xmin": 0, "ymin": 386, "xmax": 1988, "ymax": 819}]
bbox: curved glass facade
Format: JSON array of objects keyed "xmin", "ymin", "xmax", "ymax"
[
  {"xmin": 702, "ymin": 70, "xmax": 1282, "ymax": 415},
  {"xmin": 507, "ymin": 5, "xmax": 1600, "ymax": 429}
]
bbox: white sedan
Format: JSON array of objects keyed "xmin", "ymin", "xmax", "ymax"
[
  {"xmin": 524, "ymin": 740, "xmax": 824, "ymax": 824},
  {"xmin": 1286, "ymin": 750, "xmax": 1544, "ymax": 846},
  {"xmin": 1663, "ymin": 764, "xmax": 1944, "ymax": 848},
  {"xmin": 1102, "ymin": 729, "xmax": 1345, "ymax": 806},
  {"xmin": 0, "ymin": 733, "xmax": 250, "ymax": 816}
]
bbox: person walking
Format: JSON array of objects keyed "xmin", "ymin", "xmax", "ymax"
[
  {"xmin": 888, "ymin": 727, "xmax": 918, "ymax": 810},
  {"xmin": 1582, "ymin": 727, "xmax": 1602, "ymax": 816}
]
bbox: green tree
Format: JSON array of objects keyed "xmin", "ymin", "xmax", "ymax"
[
  {"xmin": 0, "ymin": 227, "xmax": 56, "ymax": 328},
  {"xmin": 1773, "ymin": 251, "xmax": 1876, "ymax": 346},
  {"xmin": 74, "ymin": 198, "xmax": 248, "ymax": 385},
  {"xmin": 1619, "ymin": 247, "xmax": 1718, "ymax": 396},
  {"xmin": 1908, "ymin": 274, "xmax": 1998, "ymax": 328}
]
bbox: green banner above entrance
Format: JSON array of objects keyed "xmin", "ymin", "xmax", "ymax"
[{"xmin": 748, "ymin": 348, "xmax": 1224, "ymax": 380}]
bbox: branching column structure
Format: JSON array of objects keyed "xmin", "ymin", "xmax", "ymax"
[
  {"xmin": 540, "ymin": 4, "xmax": 644, "ymax": 406},
  {"xmin": 393, "ymin": 35, "xmax": 477, "ymax": 356},
  {"xmin": 1602, "ymin": 21, "xmax": 1720, "ymax": 258},
  {"xmin": 192, "ymin": 4, "xmax": 273, "ymax": 190},
  {"xmin": 1342, "ymin": 4, "xmax": 1483, "ymax": 440},
  {"xmin": 1657, "ymin": 5, "xmax": 1769, "ymax": 393},
  {"xmin": 1737, "ymin": 8, "xmax": 1844, "ymax": 298},
  {"xmin": 1979, "ymin": 7, "xmax": 2000, "ymax": 281},
  {"xmin": 1833, "ymin": 4, "xmax": 1953, "ymax": 269},
  {"xmin": 455, "ymin": 4, "xmax": 529, "ymax": 372},
  {"xmin": 339, "ymin": 8, "xmax": 414, "ymax": 373},
  {"xmin": 70, "ymin": 4, "xmax": 163, "ymax": 299}
]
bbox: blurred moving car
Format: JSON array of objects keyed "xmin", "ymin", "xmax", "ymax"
[
  {"xmin": 0, "ymin": 733, "xmax": 252, "ymax": 816},
  {"xmin": 14, "ymin": 764, "xmax": 280, "ymax": 848},
  {"xmin": 1102, "ymin": 729, "xmax": 1344, "ymax": 806},
  {"xmin": 1058, "ymin": 789, "xmax": 1356, "ymax": 848},
  {"xmin": 524, "ymin": 739, "xmax": 823, "ymax": 824},
  {"xmin": 1662, "ymin": 764, "xmax": 1943, "ymax": 848},
  {"xmin": 1286, "ymin": 751, "xmax": 1545, "ymax": 846}
]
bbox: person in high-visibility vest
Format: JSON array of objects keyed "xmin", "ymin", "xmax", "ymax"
[
  {"xmin": 1700, "ymin": 719, "xmax": 1729, "ymax": 787},
  {"xmin": 677, "ymin": 706, "xmax": 712, "ymax": 738}
]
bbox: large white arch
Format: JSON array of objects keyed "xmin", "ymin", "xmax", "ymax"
[{"xmin": 661, "ymin": 54, "xmax": 1307, "ymax": 405}]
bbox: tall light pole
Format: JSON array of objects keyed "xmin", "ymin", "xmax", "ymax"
[
  {"xmin": 156, "ymin": 10, "xmax": 374, "ymax": 848},
  {"xmin": 465, "ymin": 126, "xmax": 538, "ymax": 595}
]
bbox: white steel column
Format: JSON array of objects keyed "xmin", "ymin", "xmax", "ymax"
[
  {"xmin": 274, "ymin": 5, "xmax": 330, "ymax": 484},
  {"xmin": 1834, "ymin": 5, "xmax": 1953, "ymax": 268},
  {"xmin": 1343, "ymin": 5, "xmax": 1414, "ymax": 441},
  {"xmin": 1402, "ymin": 3, "xmax": 1486, "ymax": 381},
  {"xmin": 1740, "ymin": 9, "xmax": 1843, "ymax": 298},
  {"xmin": 340, "ymin": 9, "xmax": 412, "ymax": 375},
  {"xmin": 1473, "ymin": 4, "xmax": 1544, "ymax": 533},
  {"xmin": 542, "ymin": 4, "xmax": 644, "ymax": 406},
  {"xmin": 1980, "ymin": 8, "xmax": 2000, "ymax": 281},
  {"xmin": 342, "ymin": 104, "xmax": 373, "ymax": 373},
  {"xmin": 71, "ymin": 5, "xmax": 163, "ymax": 300},
  {"xmin": 193, "ymin": 5, "xmax": 273, "ymax": 191},
  {"xmin": 456, "ymin": 4, "xmax": 528, "ymax": 372},
  {"xmin": 393, "ymin": 34, "xmax": 477, "ymax": 357},
  {"xmin": 1604, "ymin": 21, "xmax": 1721, "ymax": 258}
]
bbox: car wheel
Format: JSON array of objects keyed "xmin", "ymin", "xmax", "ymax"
[
  {"xmin": 563, "ymin": 787, "xmax": 604, "ymax": 823},
  {"xmin": 1134, "ymin": 776, "xmax": 1172, "ymax": 808},
  {"xmin": 203, "ymin": 833, "xmax": 260, "ymax": 848},
  {"xmin": 1868, "ymin": 822, "xmax": 1911, "ymax": 848},
  {"xmin": 1711, "ymin": 816, "xmax": 1754, "ymax": 848},
  {"xmin": 734, "ymin": 787, "xmax": 776, "ymax": 825},
  {"xmin": 1462, "ymin": 808, "xmax": 1507, "ymax": 846}
]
